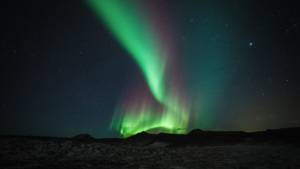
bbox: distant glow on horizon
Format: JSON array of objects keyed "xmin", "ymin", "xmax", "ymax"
[
  {"xmin": 111, "ymin": 91, "xmax": 190, "ymax": 137},
  {"xmin": 85, "ymin": 0, "xmax": 190, "ymax": 137}
]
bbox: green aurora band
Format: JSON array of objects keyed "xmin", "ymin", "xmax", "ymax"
[
  {"xmin": 85, "ymin": 0, "xmax": 190, "ymax": 137},
  {"xmin": 85, "ymin": 0, "xmax": 165, "ymax": 102}
]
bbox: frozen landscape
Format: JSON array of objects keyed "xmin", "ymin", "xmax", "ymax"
[{"xmin": 1, "ymin": 128, "xmax": 300, "ymax": 169}]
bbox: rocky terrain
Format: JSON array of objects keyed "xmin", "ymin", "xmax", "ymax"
[{"xmin": 1, "ymin": 128, "xmax": 300, "ymax": 169}]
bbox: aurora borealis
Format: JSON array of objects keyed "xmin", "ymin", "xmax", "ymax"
[
  {"xmin": 86, "ymin": 0, "xmax": 166, "ymax": 103},
  {"xmin": 1, "ymin": 0, "xmax": 300, "ymax": 138},
  {"xmin": 86, "ymin": 0, "xmax": 190, "ymax": 137}
]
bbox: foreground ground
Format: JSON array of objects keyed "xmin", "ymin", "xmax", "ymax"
[{"xmin": 0, "ymin": 136, "xmax": 300, "ymax": 169}]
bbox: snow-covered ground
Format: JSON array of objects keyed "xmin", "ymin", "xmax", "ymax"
[{"xmin": 0, "ymin": 136, "xmax": 299, "ymax": 169}]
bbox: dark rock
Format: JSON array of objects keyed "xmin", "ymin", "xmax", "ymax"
[
  {"xmin": 72, "ymin": 134, "xmax": 94, "ymax": 139},
  {"xmin": 125, "ymin": 131, "xmax": 156, "ymax": 145},
  {"xmin": 187, "ymin": 129, "xmax": 203, "ymax": 136}
]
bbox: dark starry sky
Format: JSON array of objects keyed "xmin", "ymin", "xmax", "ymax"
[{"xmin": 1, "ymin": 0, "xmax": 300, "ymax": 138}]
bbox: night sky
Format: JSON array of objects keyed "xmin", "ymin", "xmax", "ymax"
[{"xmin": 1, "ymin": 0, "xmax": 300, "ymax": 138}]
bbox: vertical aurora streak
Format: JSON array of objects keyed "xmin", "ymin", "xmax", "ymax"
[
  {"xmin": 85, "ymin": 0, "xmax": 165, "ymax": 102},
  {"xmin": 85, "ymin": 0, "xmax": 190, "ymax": 137}
]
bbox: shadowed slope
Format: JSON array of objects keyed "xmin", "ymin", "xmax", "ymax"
[{"xmin": 125, "ymin": 127, "xmax": 300, "ymax": 147}]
